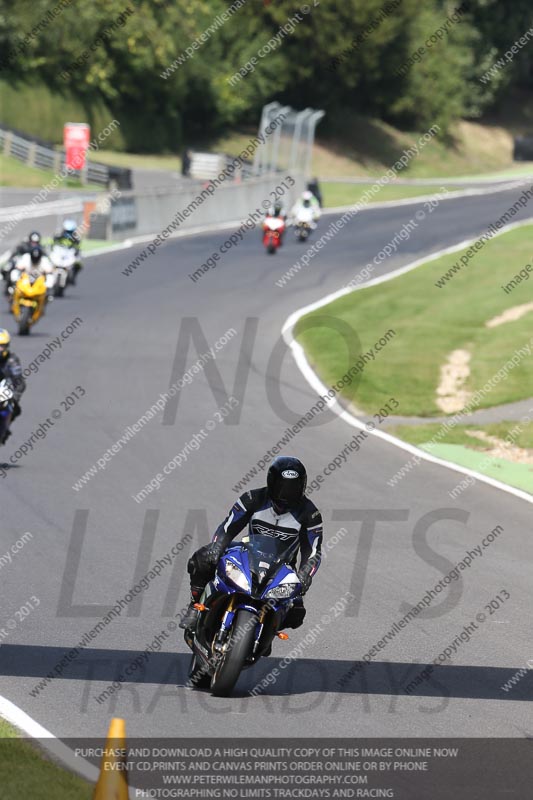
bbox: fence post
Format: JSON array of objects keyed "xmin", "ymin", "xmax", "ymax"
[
  {"xmin": 27, "ymin": 142, "xmax": 37, "ymax": 167},
  {"xmin": 3, "ymin": 131, "xmax": 13, "ymax": 156},
  {"xmin": 304, "ymin": 110, "xmax": 325, "ymax": 178}
]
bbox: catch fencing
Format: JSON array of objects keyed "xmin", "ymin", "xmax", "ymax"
[{"xmin": 253, "ymin": 102, "xmax": 325, "ymax": 178}]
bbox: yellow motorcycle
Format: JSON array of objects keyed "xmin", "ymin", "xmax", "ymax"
[{"xmin": 11, "ymin": 269, "xmax": 47, "ymax": 335}]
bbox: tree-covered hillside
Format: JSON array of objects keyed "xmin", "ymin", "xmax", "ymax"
[{"xmin": 1, "ymin": 0, "xmax": 531, "ymax": 150}]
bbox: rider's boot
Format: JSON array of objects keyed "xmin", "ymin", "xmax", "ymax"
[{"xmin": 179, "ymin": 586, "xmax": 204, "ymax": 630}]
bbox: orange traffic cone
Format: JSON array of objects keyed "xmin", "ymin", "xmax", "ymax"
[{"xmin": 93, "ymin": 718, "xmax": 129, "ymax": 799}]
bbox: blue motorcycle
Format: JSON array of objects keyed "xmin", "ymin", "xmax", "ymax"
[
  {"xmin": 184, "ymin": 532, "xmax": 302, "ymax": 696},
  {"xmin": 0, "ymin": 379, "xmax": 15, "ymax": 445}
]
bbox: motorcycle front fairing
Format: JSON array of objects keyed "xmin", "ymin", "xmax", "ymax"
[
  {"xmin": 12, "ymin": 272, "xmax": 47, "ymax": 321},
  {"xmin": 50, "ymin": 246, "xmax": 75, "ymax": 285},
  {"xmin": 190, "ymin": 535, "xmax": 302, "ymax": 673},
  {"xmin": 262, "ymin": 217, "xmax": 285, "ymax": 249}
]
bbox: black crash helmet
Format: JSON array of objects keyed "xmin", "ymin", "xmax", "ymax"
[
  {"xmin": 30, "ymin": 246, "xmax": 43, "ymax": 264},
  {"xmin": 267, "ymin": 456, "xmax": 307, "ymax": 513}
]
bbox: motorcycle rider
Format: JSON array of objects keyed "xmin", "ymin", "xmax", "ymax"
[
  {"xmin": 263, "ymin": 201, "xmax": 287, "ymax": 246},
  {"xmin": 267, "ymin": 201, "xmax": 287, "ymax": 221},
  {"xmin": 180, "ymin": 456, "xmax": 322, "ymax": 631},
  {"xmin": 14, "ymin": 246, "xmax": 55, "ymax": 304},
  {"xmin": 54, "ymin": 219, "xmax": 82, "ymax": 282},
  {"xmin": 16, "ymin": 245, "xmax": 54, "ymax": 280},
  {"xmin": 54, "ymin": 219, "xmax": 82, "ymax": 250},
  {"xmin": 307, "ymin": 177, "xmax": 323, "ymax": 209},
  {"xmin": 1, "ymin": 231, "xmax": 42, "ymax": 294},
  {"xmin": 291, "ymin": 190, "xmax": 321, "ymax": 228},
  {"xmin": 0, "ymin": 329, "xmax": 26, "ymax": 438}
]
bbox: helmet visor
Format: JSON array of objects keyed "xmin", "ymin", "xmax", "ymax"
[{"xmin": 271, "ymin": 476, "xmax": 304, "ymax": 511}]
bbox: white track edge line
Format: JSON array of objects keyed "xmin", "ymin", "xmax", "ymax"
[
  {"xmin": 281, "ymin": 219, "xmax": 533, "ymax": 507},
  {"xmin": 0, "ymin": 695, "xmax": 99, "ymax": 783}
]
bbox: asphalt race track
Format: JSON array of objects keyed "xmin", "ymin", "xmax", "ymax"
[{"xmin": 1, "ymin": 185, "xmax": 532, "ymax": 740}]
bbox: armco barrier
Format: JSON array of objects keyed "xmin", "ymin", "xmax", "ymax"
[
  {"xmin": 0, "ymin": 126, "xmax": 131, "ymax": 187},
  {"xmin": 108, "ymin": 173, "xmax": 305, "ymax": 239}
]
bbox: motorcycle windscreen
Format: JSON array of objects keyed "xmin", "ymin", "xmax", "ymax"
[{"xmin": 243, "ymin": 533, "xmax": 298, "ymax": 591}]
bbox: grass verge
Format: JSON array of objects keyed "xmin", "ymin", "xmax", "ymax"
[
  {"xmin": 80, "ymin": 239, "xmax": 124, "ymax": 253},
  {"xmin": 0, "ymin": 154, "xmax": 90, "ymax": 190},
  {"xmin": 388, "ymin": 420, "xmax": 533, "ymax": 450},
  {"xmin": 294, "ymin": 223, "xmax": 533, "ymax": 417},
  {"xmin": 91, "ymin": 150, "xmax": 182, "ymax": 171},
  {"xmin": 322, "ymin": 183, "xmax": 455, "ymax": 208},
  {"xmin": 0, "ymin": 717, "xmax": 92, "ymax": 799},
  {"xmin": 388, "ymin": 421, "xmax": 533, "ymax": 494}
]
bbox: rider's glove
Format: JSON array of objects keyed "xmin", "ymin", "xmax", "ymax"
[
  {"xmin": 297, "ymin": 570, "xmax": 312, "ymax": 595},
  {"xmin": 204, "ymin": 541, "xmax": 224, "ymax": 566}
]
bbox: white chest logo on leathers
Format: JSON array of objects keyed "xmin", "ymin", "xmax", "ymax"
[{"xmin": 252, "ymin": 523, "xmax": 298, "ymax": 540}]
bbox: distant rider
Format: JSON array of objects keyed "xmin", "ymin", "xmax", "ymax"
[
  {"xmin": 54, "ymin": 219, "xmax": 82, "ymax": 251},
  {"xmin": 267, "ymin": 201, "xmax": 287, "ymax": 221},
  {"xmin": 0, "ymin": 329, "xmax": 26, "ymax": 437},
  {"xmin": 17, "ymin": 246, "xmax": 54, "ymax": 281},
  {"xmin": 180, "ymin": 456, "xmax": 323, "ymax": 631},
  {"xmin": 1, "ymin": 231, "xmax": 42, "ymax": 293},
  {"xmin": 54, "ymin": 219, "xmax": 82, "ymax": 282},
  {"xmin": 291, "ymin": 190, "xmax": 321, "ymax": 227},
  {"xmin": 264, "ymin": 201, "xmax": 287, "ymax": 245},
  {"xmin": 307, "ymin": 178, "xmax": 323, "ymax": 208}
]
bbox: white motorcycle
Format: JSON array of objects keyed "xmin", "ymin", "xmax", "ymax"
[
  {"xmin": 50, "ymin": 245, "xmax": 76, "ymax": 297},
  {"xmin": 293, "ymin": 206, "xmax": 317, "ymax": 241}
]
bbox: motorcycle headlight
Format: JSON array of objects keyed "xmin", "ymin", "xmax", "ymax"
[
  {"xmin": 224, "ymin": 559, "xmax": 251, "ymax": 592},
  {"xmin": 264, "ymin": 582, "xmax": 298, "ymax": 600}
]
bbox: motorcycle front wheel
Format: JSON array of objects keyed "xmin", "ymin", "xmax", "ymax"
[
  {"xmin": 18, "ymin": 305, "xmax": 33, "ymax": 336},
  {"xmin": 210, "ymin": 609, "xmax": 257, "ymax": 697}
]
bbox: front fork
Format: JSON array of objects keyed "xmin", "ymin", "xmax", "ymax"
[
  {"xmin": 213, "ymin": 597, "xmax": 274, "ymax": 662},
  {"xmin": 251, "ymin": 603, "xmax": 273, "ymax": 657},
  {"xmin": 212, "ymin": 595, "xmax": 238, "ymax": 655}
]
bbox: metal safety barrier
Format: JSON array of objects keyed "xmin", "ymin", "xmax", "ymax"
[{"xmin": 0, "ymin": 126, "xmax": 118, "ymax": 187}]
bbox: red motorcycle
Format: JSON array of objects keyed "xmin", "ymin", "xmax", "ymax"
[{"xmin": 262, "ymin": 215, "xmax": 285, "ymax": 254}]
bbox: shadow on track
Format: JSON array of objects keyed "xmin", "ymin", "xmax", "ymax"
[{"xmin": 3, "ymin": 644, "xmax": 531, "ymax": 702}]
